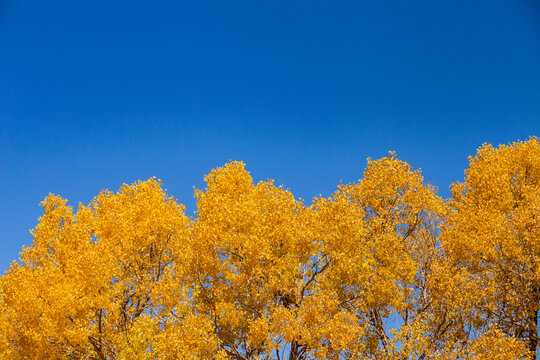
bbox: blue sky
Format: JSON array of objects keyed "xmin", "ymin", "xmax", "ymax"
[{"xmin": 1, "ymin": 0, "xmax": 539, "ymax": 272}]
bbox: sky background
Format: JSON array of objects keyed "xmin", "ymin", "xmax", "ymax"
[{"xmin": 1, "ymin": 0, "xmax": 539, "ymax": 272}]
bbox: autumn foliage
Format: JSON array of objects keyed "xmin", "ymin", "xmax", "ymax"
[{"xmin": 1, "ymin": 138, "xmax": 539, "ymax": 360}]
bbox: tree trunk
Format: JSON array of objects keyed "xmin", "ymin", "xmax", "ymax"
[
  {"xmin": 528, "ymin": 307, "xmax": 538, "ymax": 360},
  {"xmin": 288, "ymin": 341, "xmax": 299, "ymax": 360}
]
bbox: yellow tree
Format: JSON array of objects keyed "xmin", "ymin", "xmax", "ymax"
[
  {"xmin": 0, "ymin": 179, "xmax": 224, "ymax": 360},
  {"xmin": 188, "ymin": 161, "xmax": 366, "ymax": 360},
  {"xmin": 441, "ymin": 138, "xmax": 540, "ymax": 359},
  {"xmin": 312, "ymin": 153, "xmax": 455, "ymax": 359}
]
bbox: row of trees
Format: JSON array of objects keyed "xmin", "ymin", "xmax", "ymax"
[{"xmin": 0, "ymin": 138, "xmax": 539, "ymax": 359}]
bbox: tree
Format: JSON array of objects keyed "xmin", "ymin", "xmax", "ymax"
[
  {"xmin": 0, "ymin": 140, "xmax": 537, "ymax": 359},
  {"xmin": 311, "ymin": 153, "xmax": 450, "ymax": 359},
  {"xmin": 441, "ymin": 138, "xmax": 540, "ymax": 359},
  {"xmin": 0, "ymin": 179, "xmax": 225, "ymax": 360}
]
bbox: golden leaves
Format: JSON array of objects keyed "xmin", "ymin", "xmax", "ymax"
[
  {"xmin": 441, "ymin": 137, "xmax": 540, "ymax": 360},
  {"xmin": 1, "ymin": 139, "xmax": 539, "ymax": 359}
]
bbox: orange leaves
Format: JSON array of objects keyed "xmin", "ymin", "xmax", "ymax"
[
  {"xmin": 0, "ymin": 178, "xmax": 202, "ymax": 360},
  {"xmin": 460, "ymin": 328, "xmax": 530, "ymax": 360},
  {"xmin": 441, "ymin": 137, "xmax": 540, "ymax": 360},
  {"xmin": 1, "ymin": 139, "xmax": 539, "ymax": 359}
]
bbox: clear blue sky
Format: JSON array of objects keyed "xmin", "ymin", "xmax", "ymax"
[{"xmin": 1, "ymin": 0, "xmax": 539, "ymax": 271}]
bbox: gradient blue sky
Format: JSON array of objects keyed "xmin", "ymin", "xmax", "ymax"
[{"xmin": 1, "ymin": 0, "xmax": 539, "ymax": 271}]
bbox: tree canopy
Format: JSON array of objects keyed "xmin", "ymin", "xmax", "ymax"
[{"xmin": 1, "ymin": 138, "xmax": 539, "ymax": 360}]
